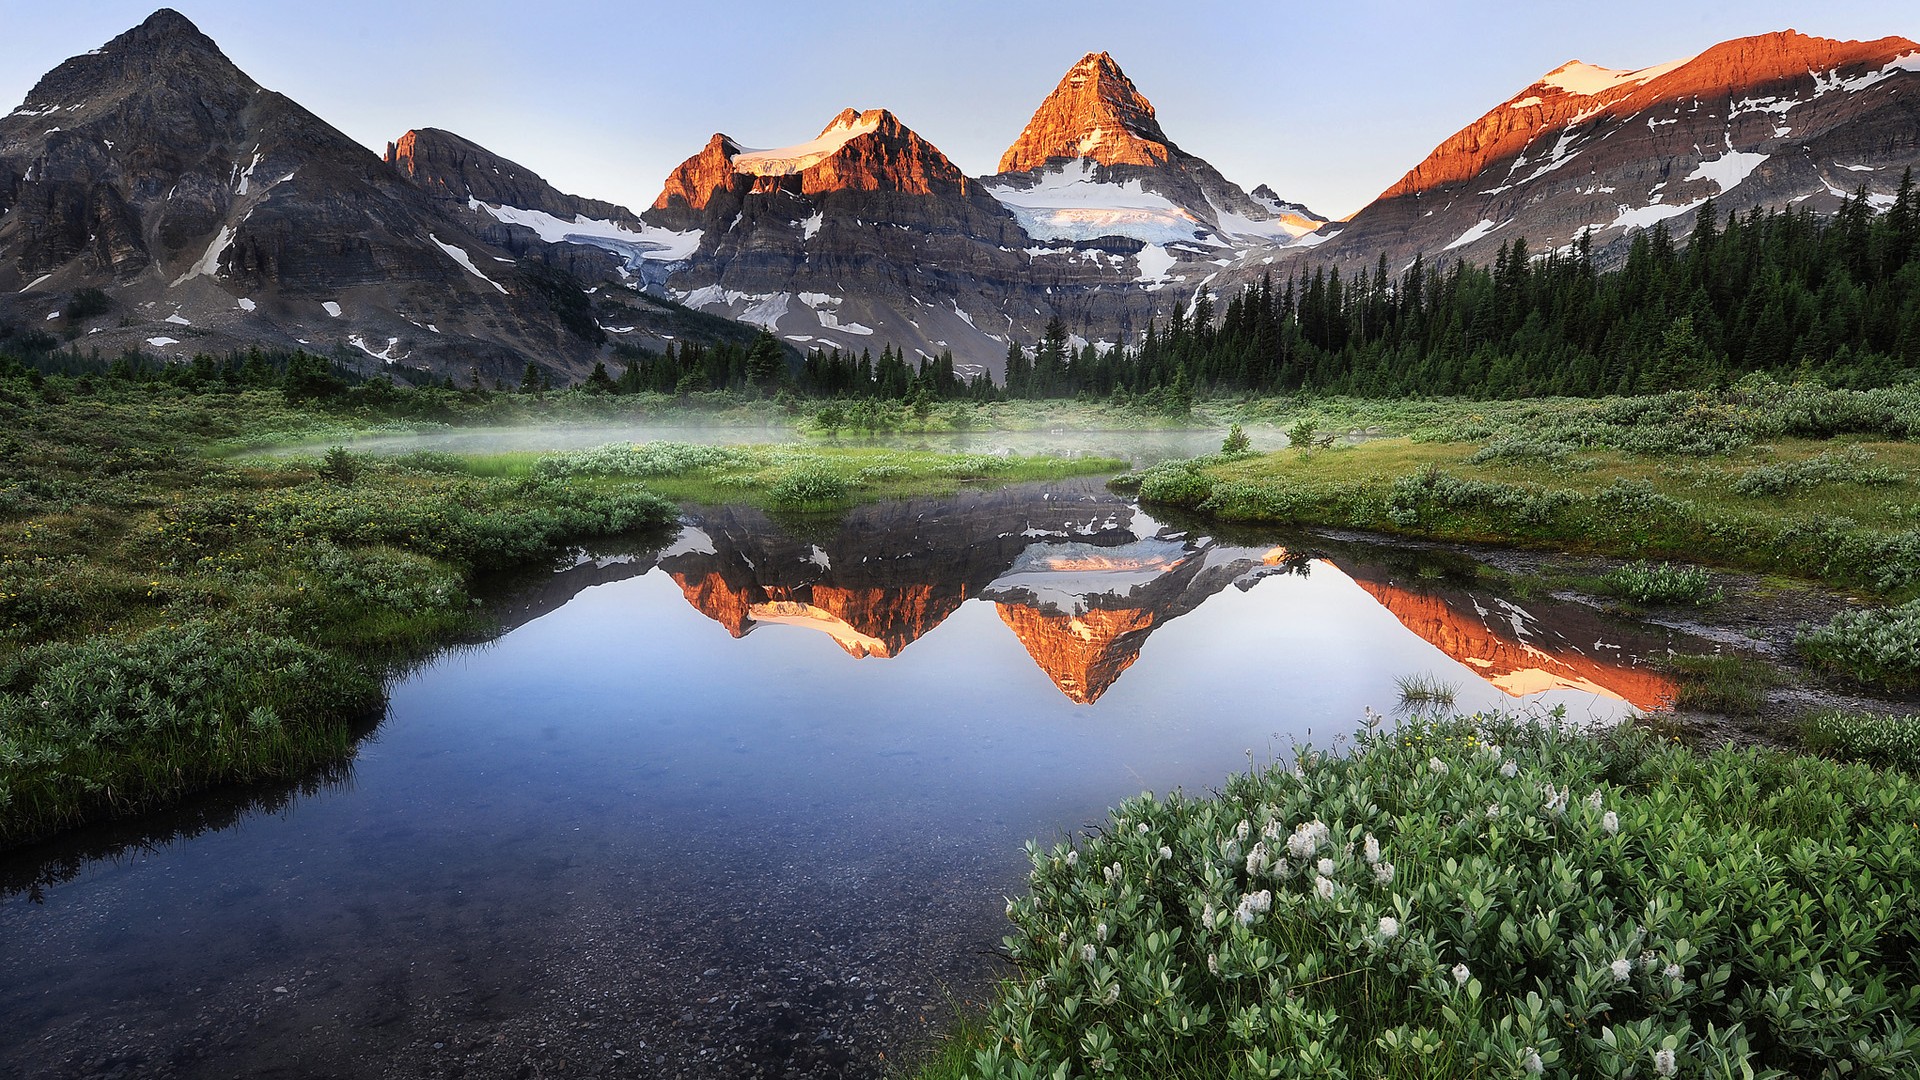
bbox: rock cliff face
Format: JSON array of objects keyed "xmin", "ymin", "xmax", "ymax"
[
  {"xmin": 1286, "ymin": 30, "xmax": 1920, "ymax": 274},
  {"xmin": 0, "ymin": 11, "xmax": 753, "ymax": 379}
]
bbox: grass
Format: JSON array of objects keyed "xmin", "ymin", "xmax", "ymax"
[
  {"xmin": 1661, "ymin": 654, "xmax": 1780, "ymax": 716},
  {"xmin": 0, "ymin": 382, "xmax": 1117, "ymax": 848},
  {"xmin": 1393, "ymin": 672, "xmax": 1459, "ymax": 712},
  {"xmin": 444, "ymin": 441, "xmax": 1126, "ymax": 511},
  {"xmin": 916, "ymin": 712, "xmax": 1920, "ymax": 1080}
]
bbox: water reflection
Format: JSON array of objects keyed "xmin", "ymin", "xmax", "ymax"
[{"xmin": 652, "ymin": 484, "xmax": 1678, "ymax": 710}]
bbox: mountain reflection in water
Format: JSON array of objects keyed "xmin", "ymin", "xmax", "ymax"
[{"xmin": 540, "ymin": 482, "xmax": 1679, "ymax": 710}]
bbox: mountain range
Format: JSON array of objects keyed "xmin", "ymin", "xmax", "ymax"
[{"xmin": 2, "ymin": 10, "xmax": 1916, "ymax": 381}]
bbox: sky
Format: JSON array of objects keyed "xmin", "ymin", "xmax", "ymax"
[{"xmin": 3, "ymin": 2, "xmax": 1916, "ymax": 219}]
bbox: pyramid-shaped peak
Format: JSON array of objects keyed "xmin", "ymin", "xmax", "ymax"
[
  {"xmin": 111, "ymin": 8, "xmax": 224, "ymax": 55},
  {"xmin": 999, "ymin": 51, "xmax": 1173, "ymax": 174}
]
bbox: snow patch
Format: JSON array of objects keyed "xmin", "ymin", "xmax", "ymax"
[
  {"xmin": 801, "ymin": 211, "xmax": 824, "ymax": 240},
  {"xmin": 165, "ymin": 313, "xmax": 190, "ymax": 326},
  {"xmin": 21, "ymin": 273, "xmax": 53, "ymax": 292},
  {"xmin": 146, "ymin": 337, "xmax": 179, "ymax": 347},
  {"xmin": 322, "ymin": 301, "xmax": 343, "ymax": 318},
  {"xmin": 985, "ymin": 161, "xmax": 1209, "ymax": 245},
  {"xmin": 1134, "ymin": 243, "xmax": 1178, "ymax": 283},
  {"xmin": 1813, "ymin": 52, "xmax": 1920, "ymax": 97},
  {"xmin": 1444, "ymin": 218, "xmax": 1505, "ymax": 251},
  {"xmin": 349, "ymin": 335, "xmax": 403, "ymax": 362},
  {"xmin": 469, "ymin": 199, "xmax": 702, "ymax": 266},
  {"xmin": 429, "ymin": 233, "xmax": 509, "ymax": 295},
  {"xmin": 236, "ymin": 298, "xmax": 256, "ymax": 312},
  {"xmin": 1540, "ymin": 56, "xmax": 1691, "ymax": 97},
  {"xmin": 1684, "ymin": 149, "xmax": 1767, "ymax": 195},
  {"xmin": 816, "ymin": 308, "xmax": 874, "ymax": 335},
  {"xmin": 732, "ymin": 113, "xmax": 881, "ymax": 176},
  {"xmin": 172, "ymin": 225, "xmax": 234, "ymax": 286}
]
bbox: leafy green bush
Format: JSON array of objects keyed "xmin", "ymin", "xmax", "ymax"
[
  {"xmin": 767, "ymin": 464, "xmax": 850, "ymax": 507},
  {"xmin": 974, "ymin": 715, "xmax": 1920, "ymax": 1080},
  {"xmin": 300, "ymin": 541, "xmax": 462, "ymax": 615},
  {"xmin": 1796, "ymin": 600, "xmax": 1920, "ymax": 689},
  {"xmin": 1222, "ymin": 424, "xmax": 1253, "ymax": 456},
  {"xmin": 1731, "ymin": 448, "xmax": 1903, "ymax": 497},
  {"xmin": 1800, "ymin": 711, "xmax": 1920, "ymax": 772},
  {"xmin": 1137, "ymin": 462, "xmax": 1214, "ymax": 507},
  {"xmin": 1599, "ymin": 562, "xmax": 1723, "ymax": 606},
  {"xmin": 319, "ymin": 445, "xmax": 360, "ymax": 486}
]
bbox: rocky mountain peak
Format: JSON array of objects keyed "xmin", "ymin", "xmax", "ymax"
[
  {"xmin": 649, "ymin": 107, "xmax": 969, "ymax": 217},
  {"xmin": 997, "ymin": 51, "xmax": 1173, "ymax": 173}
]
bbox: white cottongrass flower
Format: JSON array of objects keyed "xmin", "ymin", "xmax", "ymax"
[
  {"xmin": 1378, "ymin": 916, "xmax": 1399, "ymax": 940},
  {"xmin": 1653, "ymin": 1048, "xmax": 1677, "ymax": 1077},
  {"xmin": 1486, "ymin": 803, "xmax": 1503, "ymax": 819},
  {"xmin": 1587, "ymin": 790, "xmax": 1606, "ymax": 811},
  {"xmin": 1374, "ymin": 861, "xmax": 1396, "ymax": 886},
  {"xmin": 1485, "ymin": 744, "xmax": 1503, "ymax": 762},
  {"xmin": 1103, "ymin": 982, "xmax": 1120, "ymax": 1004},
  {"xmin": 1603, "ymin": 810, "xmax": 1621, "ymax": 835},
  {"xmin": 1082, "ymin": 943, "xmax": 1097, "ymax": 964},
  {"xmin": 1236, "ymin": 890, "xmax": 1273, "ymax": 926},
  {"xmin": 1314, "ymin": 875, "xmax": 1335, "ymax": 901},
  {"xmin": 1096, "ymin": 922, "xmax": 1109, "ymax": 942},
  {"xmin": 1235, "ymin": 820, "xmax": 1252, "ymax": 841},
  {"xmin": 1429, "ymin": 757, "xmax": 1449, "ymax": 776},
  {"xmin": 1207, "ymin": 952, "xmax": 1220, "ymax": 975},
  {"xmin": 1522, "ymin": 1047, "xmax": 1544, "ymax": 1075},
  {"xmin": 1542, "ymin": 784, "xmax": 1569, "ymax": 816},
  {"xmin": 1500, "ymin": 760, "xmax": 1519, "ymax": 778},
  {"xmin": 1065, "ymin": 850, "xmax": 1078, "ymax": 867},
  {"xmin": 1246, "ymin": 842, "xmax": 1272, "ymax": 877},
  {"xmin": 1287, "ymin": 820, "xmax": 1329, "ymax": 861},
  {"xmin": 1057, "ymin": 931, "xmax": 1069, "ymax": 947},
  {"xmin": 1611, "ymin": 958, "xmax": 1632, "ymax": 982},
  {"xmin": 1363, "ymin": 833, "xmax": 1381, "ymax": 865},
  {"xmin": 1664, "ymin": 962, "xmax": 1684, "ymax": 980},
  {"xmin": 1137, "ymin": 822, "xmax": 1149, "ymax": 835},
  {"xmin": 1317, "ymin": 857, "xmax": 1336, "ymax": 878},
  {"xmin": 1202, "ymin": 902, "xmax": 1218, "ymax": 931},
  {"xmin": 1451, "ymin": 962, "xmax": 1471, "ymax": 987},
  {"xmin": 1159, "ymin": 845, "xmax": 1173, "ymax": 861}
]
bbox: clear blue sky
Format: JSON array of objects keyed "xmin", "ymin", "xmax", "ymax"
[{"xmin": 4, "ymin": 2, "xmax": 1916, "ymax": 218}]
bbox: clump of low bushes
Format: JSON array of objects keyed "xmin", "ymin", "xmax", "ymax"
[
  {"xmin": 1599, "ymin": 562, "xmax": 1723, "ymax": 606},
  {"xmin": 1796, "ymin": 600, "xmax": 1920, "ymax": 689},
  {"xmin": 962, "ymin": 713, "xmax": 1920, "ymax": 1079},
  {"xmin": 1800, "ymin": 711, "xmax": 1920, "ymax": 772}
]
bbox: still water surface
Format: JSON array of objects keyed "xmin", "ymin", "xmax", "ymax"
[{"xmin": 0, "ymin": 479, "xmax": 1690, "ymax": 1078}]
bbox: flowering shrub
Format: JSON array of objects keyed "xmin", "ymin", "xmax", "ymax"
[
  {"xmin": 1599, "ymin": 562, "xmax": 1722, "ymax": 607},
  {"xmin": 974, "ymin": 715, "xmax": 1920, "ymax": 1079},
  {"xmin": 1796, "ymin": 600, "xmax": 1920, "ymax": 689},
  {"xmin": 1799, "ymin": 711, "xmax": 1920, "ymax": 772}
]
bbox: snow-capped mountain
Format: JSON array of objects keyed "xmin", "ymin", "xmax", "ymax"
[
  {"xmin": 639, "ymin": 106, "xmax": 1172, "ymax": 376},
  {"xmin": 0, "ymin": 10, "xmax": 757, "ymax": 380},
  {"xmin": 1293, "ymin": 30, "xmax": 1920, "ymax": 271},
  {"xmin": 644, "ymin": 55, "xmax": 1324, "ymax": 376}
]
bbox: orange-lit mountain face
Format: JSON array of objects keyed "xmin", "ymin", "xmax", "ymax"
[
  {"xmin": 1346, "ymin": 577, "xmax": 1678, "ymax": 711},
  {"xmin": 650, "ymin": 109, "xmax": 973, "ymax": 215},
  {"xmin": 1295, "ymin": 30, "xmax": 1920, "ymax": 271},
  {"xmin": 994, "ymin": 603, "xmax": 1159, "ymax": 704},
  {"xmin": 998, "ymin": 52, "xmax": 1173, "ymax": 173}
]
